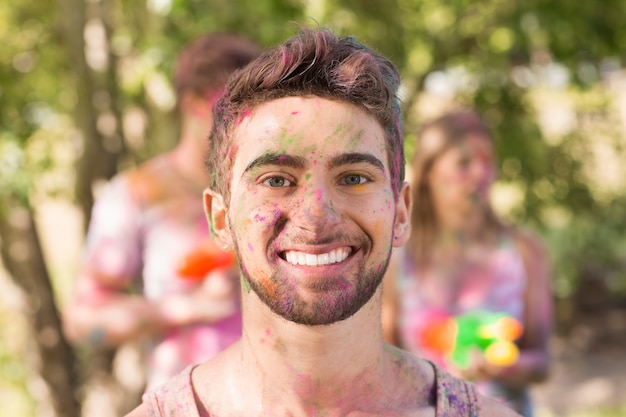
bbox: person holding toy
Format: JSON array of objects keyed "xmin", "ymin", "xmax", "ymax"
[{"xmin": 383, "ymin": 109, "xmax": 553, "ymax": 416}]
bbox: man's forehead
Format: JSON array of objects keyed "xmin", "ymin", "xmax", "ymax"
[{"xmin": 232, "ymin": 98, "xmax": 387, "ymax": 154}]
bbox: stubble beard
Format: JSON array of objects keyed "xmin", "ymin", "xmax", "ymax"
[{"xmin": 234, "ymin": 242, "xmax": 391, "ymax": 326}]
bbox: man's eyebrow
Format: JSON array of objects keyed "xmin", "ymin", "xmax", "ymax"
[
  {"xmin": 329, "ymin": 153, "xmax": 385, "ymax": 171},
  {"xmin": 244, "ymin": 153, "xmax": 307, "ymax": 174}
]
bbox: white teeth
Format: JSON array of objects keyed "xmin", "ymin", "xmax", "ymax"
[
  {"xmin": 284, "ymin": 248, "xmax": 350, "ymax": 266},
  {"xmin": 319, "ymin": 253, "xmax": 329, "ymax": 265}
]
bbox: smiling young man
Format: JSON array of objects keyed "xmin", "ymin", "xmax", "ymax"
[{"xmin": 125, "ymin": 27, "xmax": 520, "ymax": 417}]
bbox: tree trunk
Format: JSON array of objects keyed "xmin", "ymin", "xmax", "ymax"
[
  {"xmin": 0, "ymin": 203, "xmax": 80, "ymax": 417},
  {"xmin": 59, "ymin": 0, "xmax": 126, "ymax": 229},
  {"xmin": 57, "ymin": 0, "xmax": 142, "ymax": 415}
]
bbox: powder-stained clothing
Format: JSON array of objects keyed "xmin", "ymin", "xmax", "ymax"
[
  {"xmin": 142, "ymin": 363, "xmax": 481, "ymax": 417},
  {"xmin": 81, "ymin": 154, "xmax": 241, "ymax": 390},
  {"xmin": 394, "ymin": 238, "xmax": 531, "ymax": 415}
]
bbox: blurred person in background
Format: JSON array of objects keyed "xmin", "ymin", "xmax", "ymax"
[
  {"xmin": 63, "ymin": 32, "xmax": 261, "ymax": 390},
  {"xmin": 383, "ymin": 109, "xmax": 553, "ymax": 416}
]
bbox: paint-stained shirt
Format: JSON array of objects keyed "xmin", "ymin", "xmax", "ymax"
[
  {"xmin": 82, "ymin": 154, "xmax": 241, "ymax": 390},
  {"xmin": 142, "ymin": 363, "xmax": 481, "ymax": 416}
]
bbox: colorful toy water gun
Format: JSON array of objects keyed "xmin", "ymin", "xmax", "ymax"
[
  {"xmin": 420, "ymin": 310, "xmax": 523, "ymax": 369},
  {"xmin": 176, "ymin": 240, "xmax": 236, "ymax": 281}
]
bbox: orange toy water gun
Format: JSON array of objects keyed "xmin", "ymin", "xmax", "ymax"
[
  {"xmin": 176, "ymin": 240, "xmax": 236, "ymax": 281},
  {"xmin": 420, "ymin": 310, "xmax": 524, "ymax": 369}
]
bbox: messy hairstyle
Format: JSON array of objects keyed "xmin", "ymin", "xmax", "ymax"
[
  {"xmin": 409, "ymin": 109, "xmax": 504, "ymax": 263},
  {"xmin": 173, "ymin": 32, "xmax": 262, "ymax": 103},
  {"xmin": 206, "ymin": 26, "xmax": 404, "ymax": 202}
]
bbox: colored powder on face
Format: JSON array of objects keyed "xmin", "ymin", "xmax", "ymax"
[
  {"xmin": 313, "ymin": 188, "xmax": 323, "ymax": 201},
  {"xmin": 328, "ymin": 123, "xmax": 350, "ymax": 147},
  {"xmin": 347, "ymin": 129, "xmax": 365, "ymax": 150},
  {"xmin": 258, "ymin": 273, "xmax": 281, "ymax": 306},
  {"xmin": 240, "ymin": 271, "xmax": 251, "ymax": 292},
  {"xmin": 235, "ymin": 109, "xmax": 252, "ymax": 127},
  {"xmin": 373, "ymin": 220, "xmax": 383, "ymax": 236},
  {"xmin": 328, "ymin": 200, "xmax": 337, "ymax": 215},
  {"xmin": 305, "ymin": 173, "xmax": 311, "ymax": 181},
  {"xmin": 277, "ymin": 131, "xmax": 297, "ymax": 150},
  {"xmin": 254, "ymin": 213, "xmax": 266, "ymax": 222},
  {"xmin": 247, "ymin": 242, "xmax": 254, "ymax": 252}
]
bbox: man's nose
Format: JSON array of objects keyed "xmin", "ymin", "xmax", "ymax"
[{"xmin": 291, "ymin": 185, "xmax": 341, "ymax": 233}]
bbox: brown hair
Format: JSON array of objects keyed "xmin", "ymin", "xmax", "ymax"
[
  {"xmin": 409, "ymin": 109, "xmax": 503, "ymax": 263},
  {"xmin": 205, "ymin": 26, "xmax": 404, "ymax": 203},
  {"xmin": 173, "ymin": 32, "xmax": 262, "ymax": 102}
]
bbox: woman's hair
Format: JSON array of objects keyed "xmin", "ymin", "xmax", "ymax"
[
  {"xmin": 173, "ymin": 32, "xmax": 262, "ymax": 102},
  {"xmin": 409, "ymin": 109, "xmax": 503, "ymax": 263},
  {"xmin": 205, "ymin": 26, "xmax": 404, "ymax": 202}
]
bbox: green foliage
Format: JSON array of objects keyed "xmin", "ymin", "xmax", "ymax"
[
  {"xmin": 0, "ymin": 1, "xmax": 72, "ymax": 213},
  {"xmin": 1, "ymin": 0, "xmax": 625, "ymax": 330}
]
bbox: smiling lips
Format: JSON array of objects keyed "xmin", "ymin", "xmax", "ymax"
[{"xmin": 283, "ymin": 248, "xmax": 351, "ymax": 267}]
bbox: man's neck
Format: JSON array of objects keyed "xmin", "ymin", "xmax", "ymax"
[{"xmin": 233, "ymin": 289, "xmax": 416, "ymax": 413}]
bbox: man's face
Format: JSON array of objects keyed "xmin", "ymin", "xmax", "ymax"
[{"xmin": 218, "ymin": 96, "xmax": 408, "ymax": 325}]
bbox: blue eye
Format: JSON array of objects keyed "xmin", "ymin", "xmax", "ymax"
[
  {"xmin": 342, "ymin": 174, "xmax": 367, "ymax": 185},
  {"xmin": 264, "ymin": 177, "xmax": 293, "ymax": 187}
]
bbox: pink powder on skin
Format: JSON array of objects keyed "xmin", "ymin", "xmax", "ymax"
[
  {"xmin": 235, "ymin": 108, "xmax": 252, "ymax": 128},
  {"xmin": 313, "ymin": 188, "xmax": 323, "ymax": 201}
]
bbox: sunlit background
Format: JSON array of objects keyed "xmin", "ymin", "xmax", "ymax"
[{"xmin": 1, "ymin": 0, "xmax": 625, "ymax": 416}]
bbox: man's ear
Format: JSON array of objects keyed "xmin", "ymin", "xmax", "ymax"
[
  {"xmin": 203, "ymin": 188, "xmax": 234, "ymax": 250},
  {"xmin": 392, "ymin": 181, "xmax": 412, "ymax": 248}
]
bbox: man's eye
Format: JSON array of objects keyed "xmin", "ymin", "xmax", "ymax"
[
  {"xmin": 342, "ymin": 174, "xmax": 367, "ymax": 185},
  {"xmin": 264, "ymin": 177, "xmax": 293, "ymax": 187}
]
